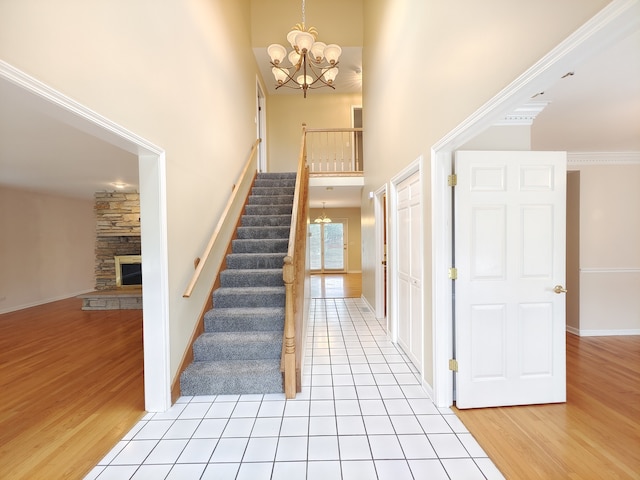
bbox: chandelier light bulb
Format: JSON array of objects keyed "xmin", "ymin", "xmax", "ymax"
[
  {"xmin": 323, "ymin": 44, "xmax": 342, "ymax": 65},
  {"xmin": 288, "ymin": 50, "xmax": 302, "ymax": 67},
  {"xmin": 309, "ymin": 42, "xmax": 326, "ymax": 62},
  {"xmin": 272, "ymin": 67, "xmax": 288, "ymax": 85},
  {"xmin": 297, "ymin": 74, "xmax": 313, "ymax": 87},
  {"xmin": 267, "ymin": 44, "xmax": 287, "ymax": 65},
  {"xmin": 322, "ymin": 67, "xmax": 338, "ymax": 84},
  {"xmin": 294, "ymin": 31, "xmax": 315, "ymax": 53},
  {"xmin": 286, "ymin": 29, "xmax": 299, "ymax": 49}
]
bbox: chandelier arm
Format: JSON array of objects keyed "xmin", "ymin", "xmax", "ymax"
[
  {"xmin": 304, "ymin": 60, "xmax": 339, "ymax": 89},
  {"xmin": 270, "ymin": 62, "xmax": 302, "ymax": 89}
]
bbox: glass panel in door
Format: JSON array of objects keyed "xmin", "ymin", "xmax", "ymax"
[{"xmin": 309, "ymin": 221, "xmax": 346, "ymax": 272}]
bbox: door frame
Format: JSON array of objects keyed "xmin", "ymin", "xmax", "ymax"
[
  {"xmin": 0, "ymin": 60, "xmax": 171, "ymax": 412},
  {"xmin": 374, "ymin": 185, "xmax": 388, "ymax": 324},
  {"xmin": 256, "ymin": 78, "xmax": 267, "ymax": 172},
  {"xmin": 429, "ymin": 0, "xmax": 640, "ymax": 408},
  {"xmin": 388, "ymin": 158, "xmax": 423, "ymax": 351}
]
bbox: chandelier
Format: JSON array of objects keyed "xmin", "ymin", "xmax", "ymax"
[
  {"xmin": 314, "ymin": 202, "xmax": 332, "ymax": 223},
  {"xmin": 267, "ymin": 0, "xmax": 342, "ymax": 98}
]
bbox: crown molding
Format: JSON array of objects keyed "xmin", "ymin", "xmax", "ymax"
[{"xmin": 567, "ymin": 151, "xmax": 640, "ymax": 165}]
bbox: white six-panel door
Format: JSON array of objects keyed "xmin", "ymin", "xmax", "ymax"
[
  {"xmin": 455, "ymin": 151, "xmax": 567, "ymax": 409},
  {"xmin": 396, "ymin": 170, "xmax": 422, "ymax": 370}
]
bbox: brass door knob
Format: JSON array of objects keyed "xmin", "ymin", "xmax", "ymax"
[{"xmin": 553, "ymin": 285, "xmax": 568, "ymax": 294}]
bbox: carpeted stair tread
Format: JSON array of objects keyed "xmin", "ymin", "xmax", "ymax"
[
  {"xmin": 257, "ymin": 172, "xmax": 297, "ymax": 179},
  {"xmin": 231, "ymin": 238, "xmax": 289, "ymax": 254},
  {"xmin": 247, "ymin": 195, "xmax": 294, "ymax": 205},
  {"xmin": 241, "ymin": 215, "xmax": 292, "ymax": 227},
  {"xmin": 220, "ymin": 269, "xmax": 283, "ymax": 287},
  {"xmin": 180, "ymin": 359, "xmax": 283, "ymax": 395},
  {"xmin": 236, "ymin": 226, "xmax": 290, "ymax": 239},
  {"xmin": 251, "ymin": 186, "xmax": 295, "ymax": 196},
  {"xmin": 254, "ymin": 179, "xmax": 297, "ymax": 188},
  {"xmin": 225, "ymin": 253, "xmax": 287, "ymax": 269},
  {"xmin": 245, "ymin": 204, "xmax": 292, "ymax": 216},
  {"xmin": 193, "ymin": 331, "xmax": 282, "ymax": 361},
  {"xmin": 204, "ymin": 306, "xmax": 285, "ymax": 332},
  {"xmin": 213, "ymin": 286, "xmax": 285, "ymax": 308}
]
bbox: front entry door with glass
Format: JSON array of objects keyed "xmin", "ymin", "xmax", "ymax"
[{"xmin": 309, "ymin": 221, "xmax": 347, "ymax": 272}]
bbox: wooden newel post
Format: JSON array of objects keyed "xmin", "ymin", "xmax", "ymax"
[{"xmin": 283, "ymin": 255, "xmax": 296, "ymax": 398}]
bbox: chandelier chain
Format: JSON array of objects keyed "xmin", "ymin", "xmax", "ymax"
[{"xmin": 301, "ymin": 0, "xmax": 306, "ymax": 28}]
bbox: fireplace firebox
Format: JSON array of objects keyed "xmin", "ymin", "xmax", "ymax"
[{"xmin": 114, "ymin": 255, "xmax": 142, "ymax": 288}]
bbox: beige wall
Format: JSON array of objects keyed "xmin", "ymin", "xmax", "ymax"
[
  {"xmin": 460, "ymin": 125, "xmax": 532, "ymax": 151},
  {"xmin": 267, "ymin": 93, "xmax": 362, "ymax": 172},
  {"xmin": 362, "ymin": 0, "xmax": 609, "ymax": 387},
  {"xmin": 0, "ymin": 187, "xmax": 94, "ymax": 314},
  {"xmin": 251, "ymin": 0, "xmax": 363, "ymax": 48},
  {"xmin": 0, "ymin": 0, "xmax": 264, "ymax": 381},
  {"xmin": 569, "ymin": 162, "xmax": 640, "ymax": 334},
  {"xmin": 309, "ymin": 207, "xmax": 362, "ymax": 272}
]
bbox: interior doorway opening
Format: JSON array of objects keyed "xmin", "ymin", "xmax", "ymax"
[{"xmin": 310, "ymin": 220, "xmax": 348, "ymax": 273}]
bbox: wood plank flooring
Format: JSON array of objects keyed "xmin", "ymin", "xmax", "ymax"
[
  {"xmin": 0, "ymin": 298, "xmax": 145, "ymax": 480},
  {"xmin": 2, "ymin": 279, "xmax": 638, "ymax": 480},
  {"xmin": 310, "ymin": 273, "xmax": 362, "ymax": 298},
  {"xmin": 454, "ymin": 333, "xmax": 640, "ymax": 479}
]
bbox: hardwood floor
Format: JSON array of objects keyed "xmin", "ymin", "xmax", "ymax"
[
  {"xmin": 310, "ymin": 273, "xmax": 362, "ymax": 298},
  {"xmin": 2, "ymin": 282, "xmax": 638, "ymax": 480},
  {"xmin": 454, "ymin": 334, "xmax": 640, "ymax": 479},
  {"xmin": 0, "ymin": 298, "xmax": 145, "ymax": 480}
]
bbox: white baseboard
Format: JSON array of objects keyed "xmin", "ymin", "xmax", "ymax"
[
  {"xmin": 0, "ymin": 289, "xmax": 95, "ymax": 315},
  {"xmin": 359, "ymin": 295, "xmax": 376, "ymax": 314},
  {"xmin": 566, "ymin": 326, "xmax": 580, "ymax": 336},
  {"xmin": 567, "ymin": 327, "xmax": 640, "ymax": 337}
]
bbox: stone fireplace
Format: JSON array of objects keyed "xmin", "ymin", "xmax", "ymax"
[
  {"xmin": 94, "ymin": 191, "xmax": 141, "ymax": 290},
  {"xmin": 79, "ymin": 191, "xmax": 143, "ymax": 310}
]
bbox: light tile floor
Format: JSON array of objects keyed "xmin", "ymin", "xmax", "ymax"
[{"xmin": 86, "ymin": 298, "xmax": 504, "ymax": 479}]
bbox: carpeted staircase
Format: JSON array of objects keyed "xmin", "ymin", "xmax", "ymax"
[{"xmin": 180, "ymin": 172, "xmax": 296, "ymax": 395}]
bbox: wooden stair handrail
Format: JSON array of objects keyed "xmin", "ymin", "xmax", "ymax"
[
  {"xmin": 282, "ymin": 125, "xmax": 309, "ymax": 398},
  {"xmin": 183, "ymin": 139, "xmax": 261, "ymax": 298}
]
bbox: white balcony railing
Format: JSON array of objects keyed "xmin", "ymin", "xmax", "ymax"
[{"xmin": 305, "ymin": 128, "xmax": 363, "ymax": 174}]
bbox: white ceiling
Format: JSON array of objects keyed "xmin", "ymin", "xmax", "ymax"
[{"xmin": 1, "ymin": 29, "xmax": 637, "ymax": 204}]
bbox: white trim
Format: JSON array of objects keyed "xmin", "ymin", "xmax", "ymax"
[
  {"xmin": 576, "ymin": 329, "xmax": 640, "ymax": 337},
  {"xmin": 139, "ymin": 152, "xmax": 171, "ymax": 412},
  {"xmin": 421, "ymin": 378, "xmax": 435, "ymax": 403},
  {"xmin": 0, "ymin": 60, "xmax": 171, "ymax": 412},
  {"xmin": 580, "ymin": 267, "xmax": 640, "ymax": 274},
  {"xmin": 374, "ymin": 184, "xmax": 388, "ymax": 322},
  {"xmin": 430, "ymin": 0, "xmax": 640, "ymax": 408},
  {"xmin": 431, "ymin": 150, "xmax": 454, "ymax": 408},
  {"xmin": 256, "ymin": 77, "xmax": 267, "ymax": 173},
  {"xmin": 566, "ymin": 325, "xmax": 580, "ymax": 336},
  {"xmin": 568, "ymin": 152, "xmax": 640, "ymax": 165},
  {"xmin": 359, "ymin": 294, "xmax": 377, "ymax": 318},
  {"xmin": 0, "ymin": 60, "xmax": 162, "ymax": 156},
  {"xmin": 389, "ymin": 157, "xmax": 425, "ymax": 378}
]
